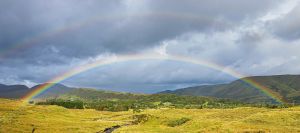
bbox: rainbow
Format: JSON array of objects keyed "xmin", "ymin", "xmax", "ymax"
[
  {"xmin": 0, "ymin": 12, "xmax": 213, "ymax": 61},
  {"xmin": 21, "ymin": 53, "xmax": 286, "ymax": 104},
  {"xmin": 0, "ymin": 14, "xmax": 112, "ymax": 60}
]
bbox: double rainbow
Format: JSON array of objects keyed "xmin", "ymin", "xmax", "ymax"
[{"xmin": 21, "ymin": 53, "xmax": 286, "ymax": 104}]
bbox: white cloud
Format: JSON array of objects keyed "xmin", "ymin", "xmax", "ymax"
[
  {"xmin": 259, "ymin": 0, "xmax": 299, "ymax": 22},
  {"xmin": 153, "ymin": 0, "xmax": 300, "ymax": 77}
]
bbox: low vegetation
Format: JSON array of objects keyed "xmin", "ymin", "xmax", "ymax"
[
  {"xmin": 35, "ymin": 89, "xmax": 294, "ymax": 112},
  {"xmin": 167, "ymin": 117, "xmax": 191, "ymax": 127},
  {"xmin": 35, "ymin": 95, "xmax": 242, "ymax": 112},
  {"xmin": 1, "ymin": 98, "xmax": 300, "ymax": 132}
]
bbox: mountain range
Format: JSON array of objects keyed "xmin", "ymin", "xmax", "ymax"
[
  {"xmin": 0, "ymin": 84, "xmax": 30, "ymax": 98},
  {"xmin": 159, "ymin": 75, "xmax": 300, "ymax": 103},
  {"xmin": 0, "ymin": 83, "xmax": 75, "ymax": 99},
  {"xmin": 0, "ymin": 74, "xmax": 300, "ymax": 104}
]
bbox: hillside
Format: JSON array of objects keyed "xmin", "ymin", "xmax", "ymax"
[
  {"xmin": 160, "ymin": 75, "xmax": 300, "ymax": 104},
  {"xmin": 31, "ymin": 83, "xmax": 76, "ymax": 98},
  {"xmin": 0, "ymin": 83, "xmax": 75, "ymax": 99},
  {"xmin": 0, "ymin": 84, "xmax": 30, "ymax": 98},
  {"xmin": 63, "ymin": 88, "xmax": 143, "ymax": 100}
]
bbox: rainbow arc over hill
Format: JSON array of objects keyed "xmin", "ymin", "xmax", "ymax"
[{"xmin": 21, "ymin": 53, "xmax": 286, "ymax": 104}]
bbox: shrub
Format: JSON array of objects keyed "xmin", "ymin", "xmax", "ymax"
[
  {"xmin": 167, "ymin": 117, "xmax": 191, "ymax": 127},
  {"xmin": 132, "ymin": 114, "xmax": 150, "ymax": 124}
]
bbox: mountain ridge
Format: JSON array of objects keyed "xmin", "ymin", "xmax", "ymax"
[
  {"xmin": 0, "ymin": 84, "xmax": 30, "ymax": 98},
  {"xmin": 0, "ymin": 83, "xmax": 75, "ymax": 99},
  {"xmin": 0, "ymin": 74, "xmax": 300, "ymax": 103},
  {"xmin": 159, "ymin": 74, "xmax": 300, "ymax": 103}
]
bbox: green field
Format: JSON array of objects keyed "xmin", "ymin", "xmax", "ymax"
[{"xmin": 1, "ymin": 99, "xmax": 300, "ymax": 133}]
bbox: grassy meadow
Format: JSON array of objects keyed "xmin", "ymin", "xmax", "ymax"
[{"xmin": 0, "ymin": 98, "xmax": 300, "ymax": 133}]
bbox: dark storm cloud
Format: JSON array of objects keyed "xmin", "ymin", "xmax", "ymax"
[
  {"xmin": 0, "ymin": 0, "xmax": 279, "ymax": 61},
  {"xmin": 0, "ymin": 0, "xmax": 124, "ymax": 59},
  {"xmin": 1, "ymin": 0, "xmax": 300, "ymax": 92}
]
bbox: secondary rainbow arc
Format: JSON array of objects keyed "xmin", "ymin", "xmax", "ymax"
[
  {"xmin": 0, "ymin": 11, "xmax": 213, "ymax": 60},
  {"xmin": 21, "ymin": 53, "xmax": 286, "ymax": 104}
]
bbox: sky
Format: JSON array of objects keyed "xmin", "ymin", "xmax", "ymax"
[{"xmin": 1, "ymin": 0, "xmax": 300, "ymax": 93}]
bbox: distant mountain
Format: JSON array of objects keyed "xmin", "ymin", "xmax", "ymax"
[
  {"xmin": 0, "ymin": 84, "xmax": 30, "ymax": 98},
  {"xmin": 0, "ymin": 83, "xmax": 75, "ymax": 99},
  {"xmin": 61, "ymin": 88, "xmax": 145, "ymax": 100},
  {"xmin": 1, "ymin": 74, "xmax": 300, "ymax": 103},
  {"xmin": 31, "ymin": 83, "xmax": 76, "ymax": 98},
  {"xmin": 159, "ymin": 75, "xmax": 300, "ymax": 104}
]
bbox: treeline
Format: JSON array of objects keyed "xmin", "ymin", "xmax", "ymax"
[
  {"xmin": 35, "ymin": 89, "xmax": 294, "ymax": 112},
  {"xmin": 36, "ymin": 99, "xmax": 84, "ymax": 109},
  {"xmin": 36, "ymin": 93, "xmax": 245, "ymax": 111},
  {"xmin": 36, "ymin": 98, "xmax": 293, "ymax": 112}
]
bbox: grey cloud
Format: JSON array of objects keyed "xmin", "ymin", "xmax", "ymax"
[
  {"xmin": 1, "ymin": 0, "xmax": 299, "ymax": 92},
  {"xmin": 270, "ymin": 3, "xmax": 300, "ymax": 40},
  {"xmin": 165, "ymin": 31, "xmax": 300, "ymax": 76},
  {"xmin": 146, "ymin": 0, "xmax": 279, "ymax": 22},
  {"xmin": 0, "ymin": 0, "xmax": 279, "ymax": 61},
  {"xmin": 63, "ymin": 60, "xmax": 235, "ymax": 93}
]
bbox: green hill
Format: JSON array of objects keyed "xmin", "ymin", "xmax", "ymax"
[
  {"xmin": 159, "ymin": 75, "xmax": 300, "ymax": 104},
  {"xmin": 32, "ymin": 83, "xmax": 76, "ymax": 98}
]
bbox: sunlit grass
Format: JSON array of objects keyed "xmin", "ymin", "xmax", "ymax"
[
  {"xmin": 1, "ymin": 99, "xmax": 299, "ymax": 133},
  {"xmin": 0, "ymin": 99, "xmax": 131, "ymax": 133},
  {"xmin": 117, "ymin": 108, "xmax": 300, "ymax": 132}
]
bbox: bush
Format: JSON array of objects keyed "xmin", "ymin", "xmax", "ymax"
[
  {"xmin": 167, "ymin": 117, "xmax": 191, "ymax": 127},
  {"xmin": 132, "ymin": 114, "xmax": 150, "ymax": 124}
]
